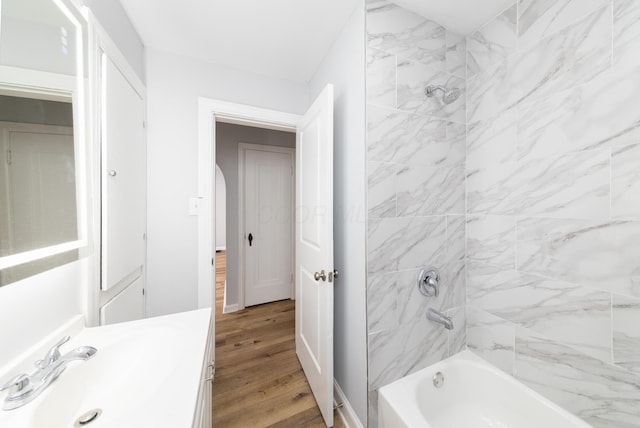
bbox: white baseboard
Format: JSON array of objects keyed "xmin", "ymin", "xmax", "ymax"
[
  {"xmin": 216, "ymin": 246, "xmax": 226, "ymax": 251},
  {"xmin": 334, "ymin": 380, "xmax": 364, "ymax": 428},
  {"xmin": 223, "ymin": 303, "xmax": 239, "ymax": 314}
]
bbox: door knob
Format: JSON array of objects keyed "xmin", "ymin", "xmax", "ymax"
[
  {"xmin": 248, "ymin": 233, "xmax": 253, "ymax": 246},
  {"xmin": 314, "ymin": 270, "xmax": 327, "ymax": 281}
]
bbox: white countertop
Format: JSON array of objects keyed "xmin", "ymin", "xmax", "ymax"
[{"xmin": 0, "ymin": 308, "xmax": 212, "ymax": 428}]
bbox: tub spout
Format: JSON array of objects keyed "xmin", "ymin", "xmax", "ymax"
[{"xmin": 426, "ymin": 308, "xmax": 453, "ymax": 330}]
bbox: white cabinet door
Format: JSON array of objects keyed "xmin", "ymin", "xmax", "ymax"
[
  {"xmin": 101, "ymin": 54, "xmax": 146, "ymax": 292},
  {"xmin": 99, "ymin": 276, "xmax": 144, "ymax": 325}
]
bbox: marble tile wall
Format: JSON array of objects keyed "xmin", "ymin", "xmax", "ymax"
[
  {"xmin": 365, "ymin": 0, "xmax": 466, "ymax": 425},
  {"xmin": 466, "ymin": 0, "xmax": 640, "ymax": 426}
]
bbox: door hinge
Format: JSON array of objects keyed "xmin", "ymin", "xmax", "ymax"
[
  {"xmin": 142, "ymin": 288, "xmax": 145, "ymax": 296},
  {"xmin": 142, "ymin": 121, "xmax": 146, "ymax": 129},
  {"xmin": 6, "ymin": 149, "xmax": 11, "ymax": 166},
  {"xmin": 212, "ymin": 258, "xmax": 215, "ymax": 266},
  {"xmin": 142, "ymin": 233, "xmax": 146, "ymax": 241}
]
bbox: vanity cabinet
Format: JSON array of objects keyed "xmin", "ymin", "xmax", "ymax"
[{"xmin": 193, "ymin": 315, "xmax": 214, "ymax": 428}]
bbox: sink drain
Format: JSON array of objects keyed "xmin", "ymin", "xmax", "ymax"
[
  {"xmin": 74, "ymin": 409, "xmax": 102, "ymax": 426},
  {"xmin": 433, "ymin": 371, "xmax": 444, "ymax": 388}
]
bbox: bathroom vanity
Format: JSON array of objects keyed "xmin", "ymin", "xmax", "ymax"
[{"xmin": 0, "ymin": 308, "xmax": 213, "ymax": 427}]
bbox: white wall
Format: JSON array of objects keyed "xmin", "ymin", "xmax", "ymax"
[
  {"xmin": 145, "ymin": 49, "xmax": 307, "ymax": 317},
  {"xmin": 215, "ymin": 165, "xmax": 226, "ymax": 251},
  {"xmin": 81, "ymin": 0, "xmax": 145, "ymax": 82},
  {"xmin": 308, "ymin": 3, "xmax": 368, "ymax": 424},
  {"xmin": 215, "ymin": 123, "xmax": 296, "ymax": 308},
  {"xmin": 0, "ymin": 260, "xmax": 84, "ymax": 369}
]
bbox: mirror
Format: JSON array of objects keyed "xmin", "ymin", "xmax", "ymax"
[{"xmin": 0, "ymin": 0, "xmax": 87, "ymax": 286}]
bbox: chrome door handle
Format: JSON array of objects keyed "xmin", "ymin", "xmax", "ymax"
[{"xmin": 314, "ymin": 270, "xmax": 327, "ymax": 281}]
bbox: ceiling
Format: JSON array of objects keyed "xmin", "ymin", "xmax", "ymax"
[
  {"xmin": 118, "ymin": 0, "xmax": 359, "ymax": 84},
  {"xmin": 118, "ymin": 0, "xmax": 514, "ymax": 84},
  {"xmin": 390, "ymin": 0, "xmax": 516, "ymax": 34}
]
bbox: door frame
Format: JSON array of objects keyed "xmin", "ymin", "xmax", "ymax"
[
  {"xmin": 197, "ymin": 98, "xmax": 301, "ymax": 310},
  {"xmin": 238, "ymin": 143, "xmax": 295, "ymax": 309}
]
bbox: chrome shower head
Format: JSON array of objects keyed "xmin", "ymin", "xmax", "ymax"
[{"xmin": 425, "ymin": 85, "xmax": 461, "ymax": 104}]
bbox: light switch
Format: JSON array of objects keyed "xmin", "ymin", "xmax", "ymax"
[{"xmin": 189, "ymin": 197, "xmax": 203, "ymax": 216}]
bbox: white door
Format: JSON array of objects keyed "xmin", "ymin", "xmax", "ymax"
[
  {"xmin": 243, "ymin": 145, "xmax": 294, "ymax": 307},
  {"xmin": 295, "ymin": 85, "xmax": 334, "ymax": 427},
  {"xmin": 101, "ymin": 54, "xmax": 146, "ymax": 299}
]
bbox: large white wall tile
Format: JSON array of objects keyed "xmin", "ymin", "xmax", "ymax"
[
  {"xmin": 368, "ymin": 161, "xmax": 397, "ymax": 218},
  {"xmin": 467, "ymin": 4, "xmax": 517, "ymax": 77},
  {"xmin": 468, "ymin": 6, "xmax": 611, "ymax": 124},
  {"xmin": 515, "ymin": 329, "xmax": 640, "ymax": 426},
  {"xmin": 396, "ymin": 165, "xmax": 465, "ymax": 216},
  {"xmin": 468, "ymin": 150, "xmax": 609, "ymax": 218},
  {"xmin": 518, "ymin": 0, "xmax": 609, "ymax": 51},
  {"xmin": 467, "ymin": 216, "xmax": 515, "ymax": 268},
  {"xmin": 367, "ymin": 216, "xmax": 446, "ymax": 274},
  {"xmin": 467, "ymin": 108, "xmax": 517, "ymax": 170},
  {"xmin": 445, "ymin": 31, "xmax": 466, "ymax": 78},
  {"xmin": 368, "ymin": 319, "xmax": 448, "ymax": 391},
  {"xmin": 367, "ymin": 48, "xmax": 396, "ymax": 108},
  {"xmin": 367, "ymin": 271, "xmax": 400, "ymax": 333},
  {"xmin": 612, "ymin": 143, "xmax": 640, "ymax": 219},
  {"xmin": 467, "ymin": 306, "xmax": 515, "ymax": 374},
  {"xmin": 614, "ymin": 0, "xmax": 640, "ymax": 72},
  {"xmin": 366, "ymin": 0, "xmax": 446, "ymax": 67},
  {"xmin": 468, "ymin": 263, "xmax": 612, "ymax": 362},
  {"xmin": 517, "ymin": 218, "xmax": 640, "ymax": 298},
  {"xmin": 613, "ymin": 294, "xmax": 640, "ymax": 374},
  {"xmin": 509, "ymin": 5, "xmax": 612, "ymax": 106},
  {"xmin": 367, "ymin": 105, "xmax": 445, "ymax": 164},
  {"xmin": 446, "ymin": 215, "xmax": 466, "ymax": 263},
  {"xmin": 518, "ymin": 65, "xmax": 640, "ymax": 161},
  {"xmin": 447, "ymin": 306, "xmax": 467, "ymax": 356}
]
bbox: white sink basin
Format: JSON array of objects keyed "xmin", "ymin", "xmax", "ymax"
[{"xmin": 0, "ymin": 309, "xmax": 212, "ymax": 428}]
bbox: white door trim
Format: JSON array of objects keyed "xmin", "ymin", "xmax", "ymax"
[
  {"xmin": 197, "ymin": 98, "xmax": 301, "ymax": 310},
  {"xmin": 237, "ymin": 143, "xmax": 295, "ymax": 310}
]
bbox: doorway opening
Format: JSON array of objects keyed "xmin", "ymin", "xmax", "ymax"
[
  {"xmin": 198, "ymin": 88, "xmax": 336, "ymax": 426},
  {"xmin": 215, "ymin": 123, "xmax": 296, "ymax": 312}
]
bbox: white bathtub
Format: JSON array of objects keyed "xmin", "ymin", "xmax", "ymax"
[{"xmin": 378, "ymin": 350, "xmax": 592, "ymax": 428}]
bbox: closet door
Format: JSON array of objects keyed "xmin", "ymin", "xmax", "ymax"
[{"xmin": 101, "ymin": 54, "xmax": 146, "ymax": 294}]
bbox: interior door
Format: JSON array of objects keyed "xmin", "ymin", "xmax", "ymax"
[
  {"xmin": 295, "ymin": 84, "xmax": 334, "ymax": 427},
  {"xmin": 243, "ymin": 146, "xmax": 294, "ymax": 306}
]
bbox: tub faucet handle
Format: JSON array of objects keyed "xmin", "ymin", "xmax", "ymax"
[{"xmin": 417, "ymin": 267, "xmax": 440, "ymax": 297}]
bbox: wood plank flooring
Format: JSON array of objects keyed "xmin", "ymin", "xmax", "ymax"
[{"xmin": 212, "ymin": 252, "xmax": 344, "ymax": 427}]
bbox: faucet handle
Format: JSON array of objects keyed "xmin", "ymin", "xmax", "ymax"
[
  {"xmin": 39, "ymin": 336, "xmax": 70, "ymax": 368},
  {"xmin": 0, "ymin": 374, "xmax": 31, "ymax": 396}
]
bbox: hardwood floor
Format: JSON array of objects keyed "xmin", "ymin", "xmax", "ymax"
[{"xmin": 212, "ymin": 252, "xmax": 344, "ymax": 427}]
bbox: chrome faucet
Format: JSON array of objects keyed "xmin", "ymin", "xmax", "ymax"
[
  {"xmin": 426, "ymin": 308, "xmax": 454, "ymax": 330},
  {"xmin": 0, "ymin": 336, "xmax": 97, "ymax": 410}
]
